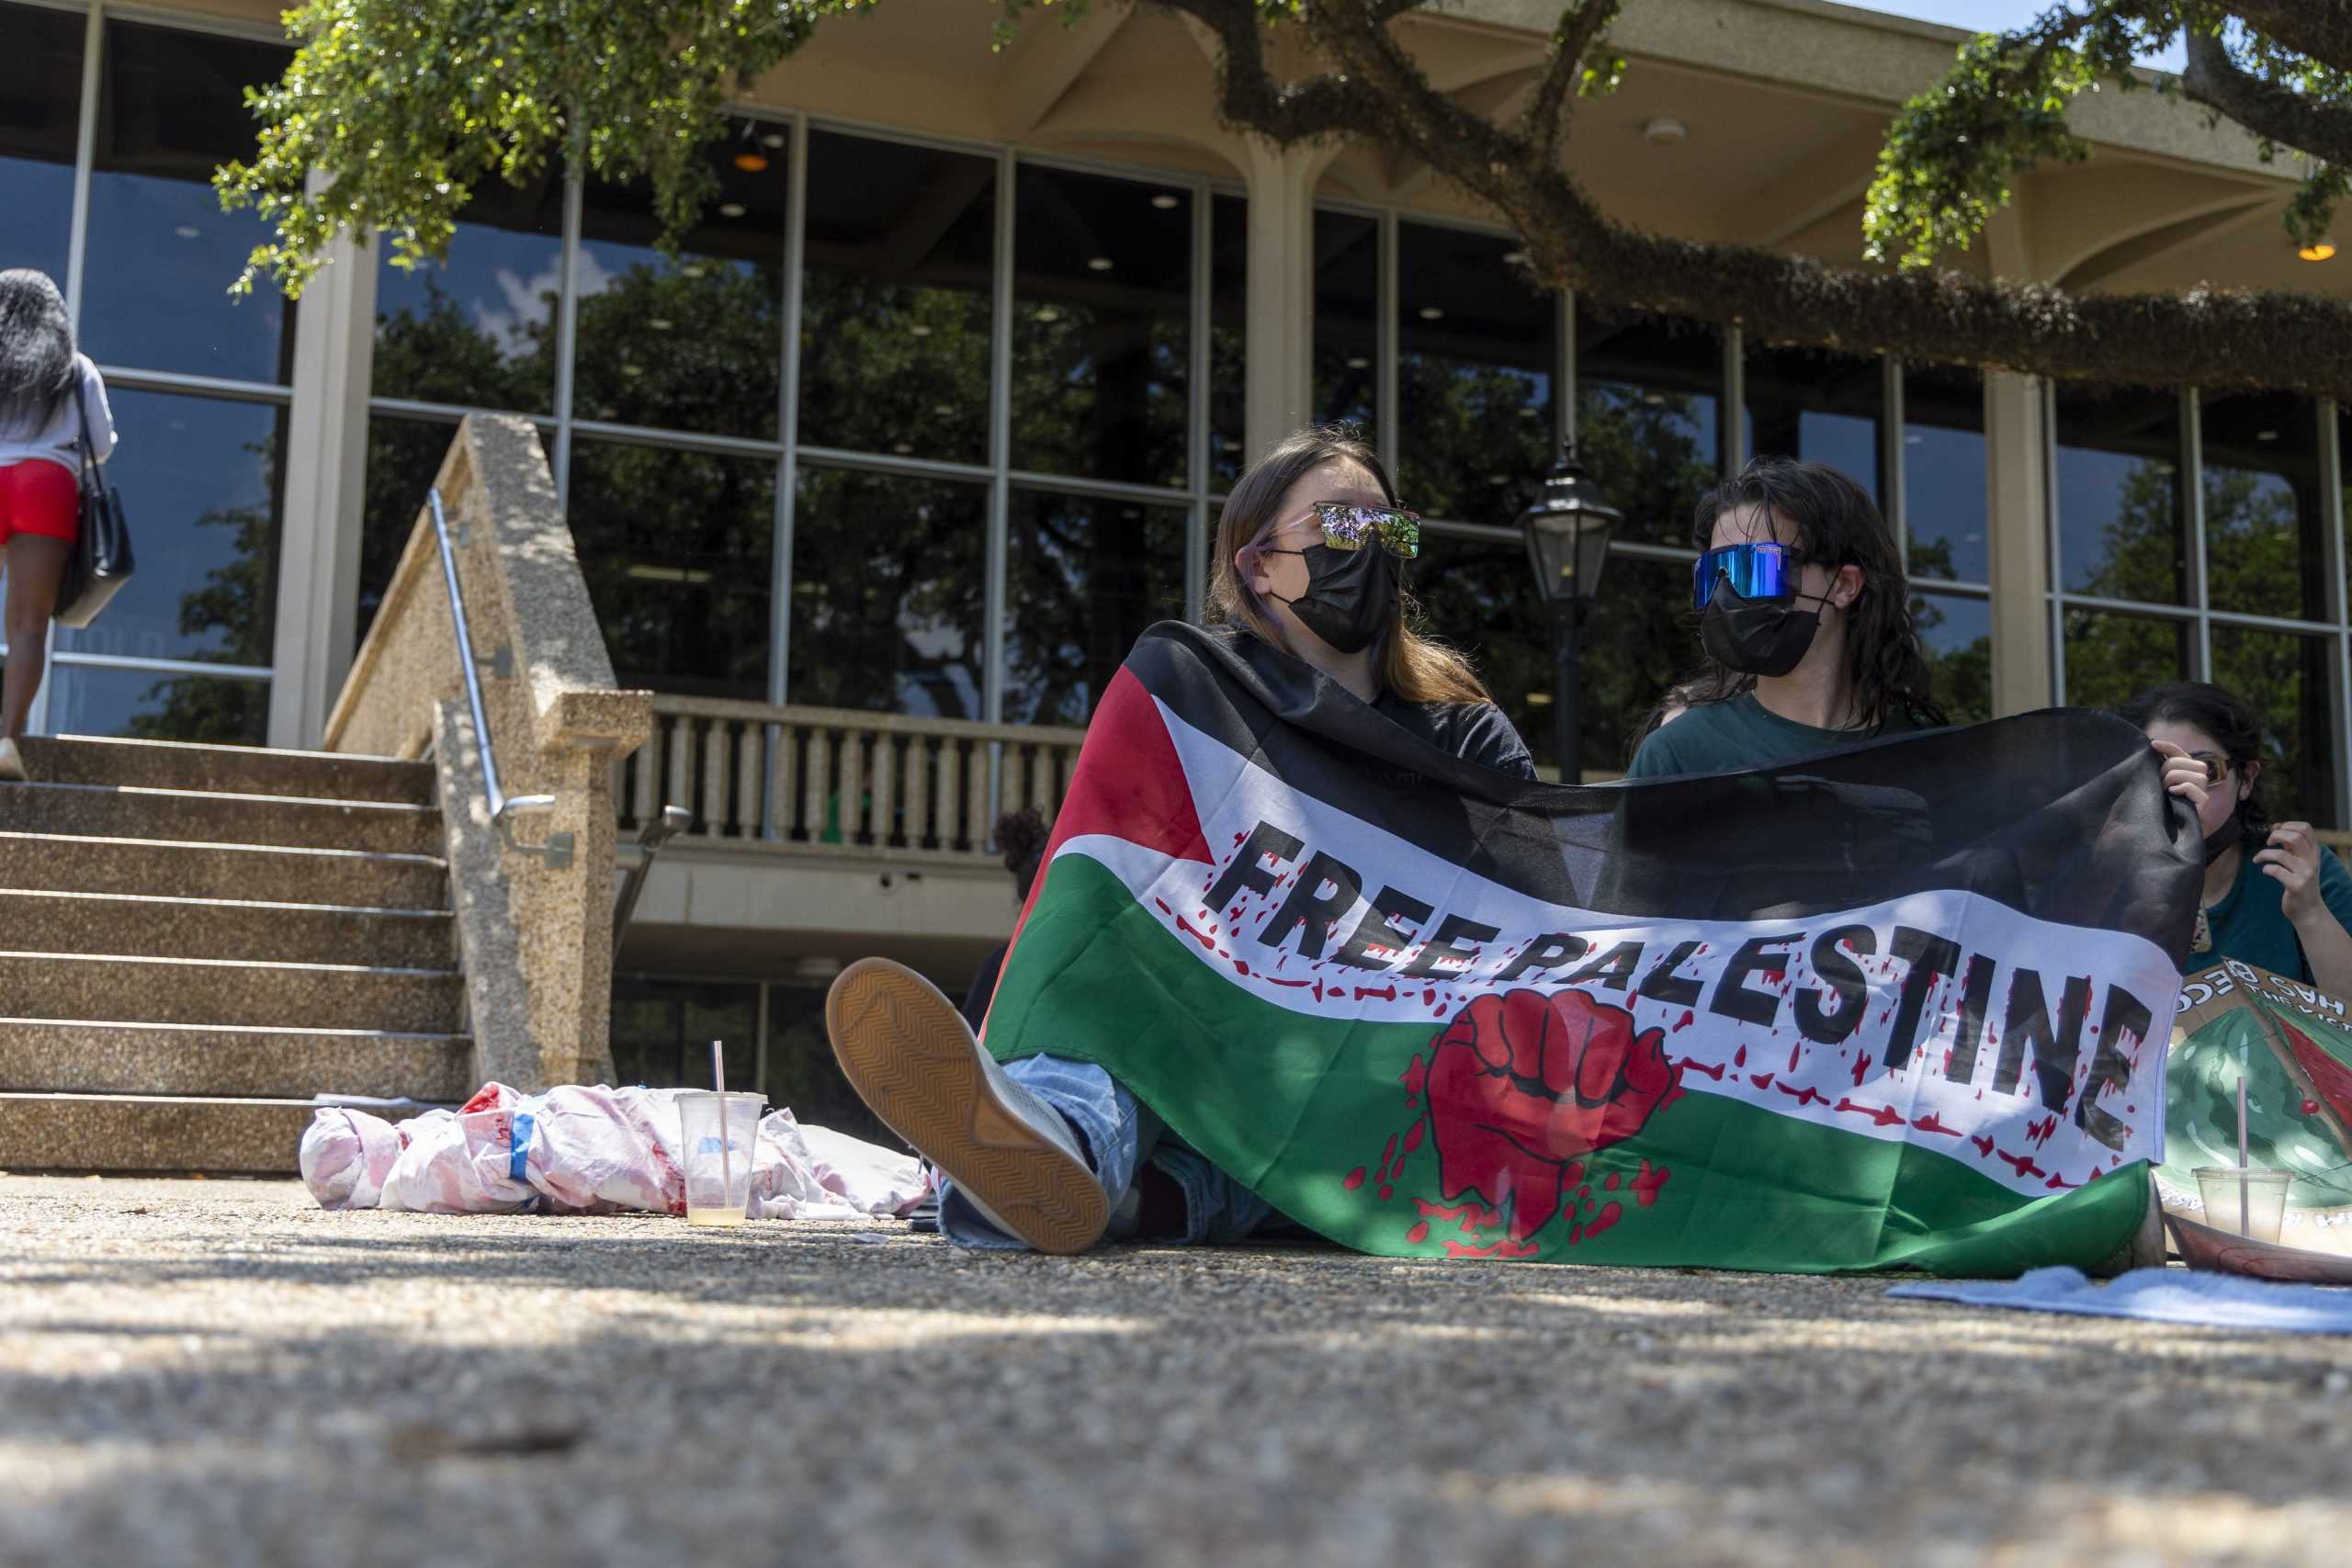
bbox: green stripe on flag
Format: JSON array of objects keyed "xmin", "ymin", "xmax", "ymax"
[{"xmin": 988, "ymin": 852, "xmax": 2149, "ymax": 1274}]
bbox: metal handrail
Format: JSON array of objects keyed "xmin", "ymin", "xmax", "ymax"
[
  {"xmin": 612, "ymin": 806, "xmax": 694, "ymax": 957},
  {"xmin": 428, "ymin": 487, "xmax": 572, "ymax": 870}
]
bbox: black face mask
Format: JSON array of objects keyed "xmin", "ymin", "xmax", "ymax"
[
  {"xmin": 2203, "ymin": 810, "xmax": 2244, "ymax": 866},
  {"xmin": 1700, "ymin": 579, "xmax": 1830, "ymax": 678},
  {"xmin": 1265, "ymin": 544, "xmax": 1396, "ymax": 656}
]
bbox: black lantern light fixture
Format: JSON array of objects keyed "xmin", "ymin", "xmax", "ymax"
[{"xmin": 1517, "ymin": 440, "xmax": 1622, "ymax": 782}]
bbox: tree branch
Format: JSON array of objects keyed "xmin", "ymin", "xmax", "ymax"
[
  {"xmin": 2181, "ymin": 28, "xmax": 2352, "ymax": 164},
  {"xmin": 2228, "ymin": 2, "xmax": 2352, "ymax": 73},
  {"xmin": 1152, "ymin": 0, "xmax": 2352, "ymax": 401},
  {"xmin": 1518, "ymin": 1, "xmax": 1623, "ymax": 163}
]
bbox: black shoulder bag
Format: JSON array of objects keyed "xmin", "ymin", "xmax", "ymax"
[{"xmin": 52, "ymin": 374, "xmax": 134, "ymax": 628}]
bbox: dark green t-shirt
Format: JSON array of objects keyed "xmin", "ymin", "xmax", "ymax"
[
  {"xmin": 2201, "ymin": 840, "xmax": 2352, "ymax": 984},
  {"xmin": 1625, "ymin": 692, "xmax": 1921, "ymax": 780}
]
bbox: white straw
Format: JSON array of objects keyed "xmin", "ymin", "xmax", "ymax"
[
  {"xmin": 2237, "ymin": 1073, "xmax": 2250, "ymax": 1236},
  {"xmin": 713, "ymin": 1040, "xmax": 732, "ymax": 1213}
]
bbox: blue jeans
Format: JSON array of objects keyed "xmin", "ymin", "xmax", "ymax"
[{"xmin": 938, "ymin": 1055, "xmax": 1274, "ymax": 1252}]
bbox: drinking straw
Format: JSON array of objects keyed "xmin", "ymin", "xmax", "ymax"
[
  {"xmin": 2237, "ymin": 1073, "xmax": 2250, "ymax": 1236},
  {"xmin": 713, "ymin": 1040, "xmax": 732, "ymax": 1212}
]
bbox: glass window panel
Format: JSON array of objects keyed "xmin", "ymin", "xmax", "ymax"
[
  {"xmin": 2052, "ymin": 383, "xmax": 2183, "ymax": 603},
  {"xmin": 568, "ymin": 440, "xmax": 773, "ymax": 699},
  {"xmin": 1575, "ymin": 306, "xmax": 1721, "ymax": 547},
  {"xmin": 1396, "ymin": 224, "xmax": 1553, "ymax": 526},
  {"xmin": 1407, "ymin": 536, "xmax": 1553, "ymax": 770},
  {"xmin": 1005, "ymin": 488, "xmax": 1188, "ymax": 725},
  {"xmin": 1312, "ymin": 209, "xmax": 1379, "ymax": 441},
  {"xmin": 763, "ymin": 982, "xmax": 901, "ymax": 1147},
  {"xmin": 0, "ymin": 2, "xmax": 83, "ymax": 288},
  {"xmin": 355, "ymin": 414, "xmax": 553, "ymax": 650},
  {"xmin": 608, "ymin": 976, "xmax": 759, "ymax": 1091},
  {"xmin": 45, "ymin": 665, "xmax": 268, "ymax": 746},
  {"xmin": 1912, "ymin": 590, "xmax": 1993, "ymax": 725},
  {"xmin": 1900, "ymin": 362, "xmax": 1988, "ymax": 585},
  {"xmin": 1745, "ymin": 344, "xmax": 1883, "ymax": 507},
  {"xmin": 2343, "ymin": 411, "xmax": 2352, "ymax": 613},
  {"xmin": 372, "ymin": 170, "xmax": 563, "ymax": 411},
  {"xmin": 797, "ymin": 130, "xmax": 994, "ymax": 466},
  {"xmin": 574, "ymin": 119, "xmax": 786, "ymax": 439},
  {"xmin": 1011, "ymin": 165, "xmax": 1191, "ymax": 488},
  {"xmin": 56, "ymin": 389, "xmax": 282, "ymax": 665},
  {"xmin": 1583, "ymin": 554, "xmax": 1695, "ymax": 776},
  {"xmin": 2202, "ymin": 391, "xmax": 2325, "ymax": 623},
  {"xmin": 82, "ymin": 20, "xmax": 293, "ymax": 384},
  {"xmin": 2060, "ymin": 608, "xmax": 2189, "ymax": 710},
  {"xmin": 1209, "ymin": 193, "xmax": 1248, "ymax": 491},
  {"xmin": 787, "ymin": 466, "xmax": 987, "ymax": 719},
  {"xmin": 2211, "ymin": 626, "xmax": 2338, "ymax": 829}
]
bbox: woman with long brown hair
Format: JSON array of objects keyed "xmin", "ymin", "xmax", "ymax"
[{"xmin": 825, "ymin": 426, "xmax": 1532, "ymax": 1255}]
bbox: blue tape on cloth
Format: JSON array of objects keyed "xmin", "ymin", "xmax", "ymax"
[{"xmin": 509, "ymin": 1110, "xmax": 536, "ymax": 1182}]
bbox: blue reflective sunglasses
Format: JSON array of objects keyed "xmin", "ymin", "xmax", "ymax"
[{"xmin": 1691, "ymin": 542, "xmax": 1801, "ymax": 611}]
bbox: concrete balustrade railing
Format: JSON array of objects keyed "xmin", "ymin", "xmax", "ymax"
[
  {"xmin": 324, "ymin": 415, "xmax": 653, "ymax": 1090},
  {"xmin": 619, "ymin": 696, "xmax": 1088, "ymax": 859}
]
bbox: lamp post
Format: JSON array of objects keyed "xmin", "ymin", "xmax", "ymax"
[{"xmin": 1517, "ymin": 442, "xmax": 1622, "ymax": 783}]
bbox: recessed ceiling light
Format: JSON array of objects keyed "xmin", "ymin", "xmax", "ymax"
[
  {"xmin": 908, "ymin": 323, "xmax": 933, "ymax": 337},
  {"xmin": 933, "ymin": 403, "xmax": 956, "ymax": 417},
  {"xmin": 1120, "ymin": 507, "xmax": 1141, "ymax": 520},
  {"xmin": 1502, "ymin": 250, "xmax": 1529, "ymax": 265},
  {"xmin": 2257, "ymin": 429, "xmax": 2280, "ymax": 441},
  {"xmin": 621, "ymin": 364, "xmax": 644, "ymax": 378},
  {"xmin": 1152, "ymin": 193, "xmax": 1182, "ymax": 210},
  {"xmin": 1419, "ymin": 306, "xmax": 1444, "ymax": 321},
  {"xmin": 175, "ymin": 225, "xmax": 200, "ymax": 239},
  {"xmin": 717, "ymin": 202, "xmax": 747, "ymax": 219},
  {"xmin": 893, "ymin": 442, "xmax": 915, "ymax": 454},
  {"xmin": 1087, "ymin": 256, "xmax": 1114, "ymax": 272},
  {"xmin": 648, "ymin": 317, "xmax": 673, "ymax": 331},
  {"xmin": 1525, "ymin": 691, "xmax": 1553, "ymax": 705},
  {"xmin": 1035, "ymin": 306, "xmax": 1062, "ymax": 323},
  {"xmin": 732, "ymin": 152, "xmax": 769, "ymax": 174},
  {"xmin": 1487, "ymin": 473, "xmax": 1511, "ymax": 485},
  {"xmin": 1905, "ymin": 433, "xmax": 1924, "ymax": 446},
  {"xmin": 1643, "ymin": 392, "xmax": 1666, "ymax": 405},
  {"xmin": 2299, "ymin": 242, "xmax": 2336, "ymax": 262},
  {"xmin": 761, "ymin": 131, "xmax": 786, "ymax": 150},
  {"xmin": 1644, "ymin": 117, "xmax": 1689, "ymax": 146},
  {"xmin": 1346, "ymin": 356, "xmax": 1370, "ymax": 369},
  {"xmin": 681, "ymin": 264, "xmax": 707, "ymax": 278}
]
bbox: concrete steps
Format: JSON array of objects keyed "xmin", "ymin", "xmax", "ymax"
[{"xmin": 0, "ymin": 734, "xmax": 465, "ymax": 1174}]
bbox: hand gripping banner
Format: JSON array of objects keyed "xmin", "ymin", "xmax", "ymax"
[{"xmin": 982, "ymin": 624, "xmax": 2202, "ymax": 1274}]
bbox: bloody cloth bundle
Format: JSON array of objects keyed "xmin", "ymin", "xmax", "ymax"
[{"xmin": 978, "ymin": 624, "xmax": 2200, "ymax": 1273}]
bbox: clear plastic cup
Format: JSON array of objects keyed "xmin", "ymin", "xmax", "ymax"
[
  {"xmin": 678, "ymin": 1091, "xmax": 763, "ymax": 1226},
  {"xmin": 2192, "ymin": 1166, "xmax": 2293, "ymax": 1243}
]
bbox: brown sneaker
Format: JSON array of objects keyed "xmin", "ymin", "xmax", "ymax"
[{"xmin": 825, "ymin": 957, "xmax": 1108, "ymax": 1255}]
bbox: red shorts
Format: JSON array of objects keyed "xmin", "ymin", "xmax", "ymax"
[{"xmin": 0, "ymin": 459, "xmax": 79, "ymax": 545}]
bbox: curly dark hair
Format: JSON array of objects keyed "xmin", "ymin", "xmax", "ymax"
[
  {"xmin": 2120, "ymin": 682, "xmax": 2269, "ymax": 843},
  {"xmin": 993, "ymin": 808, "xmax": 1050, "ymax": 903},
  {"xmin": 1668, "ymin": 456, "xmax": 1948, "ymax": 733},
  {"xmin": 0, "ymin": 269, "xmax": 75, "ymax": 430}
]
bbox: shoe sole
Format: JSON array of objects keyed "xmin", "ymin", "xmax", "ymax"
[{"xmin": 826, "ymin": 957, "xmax": 1108, "ymax": 1256}]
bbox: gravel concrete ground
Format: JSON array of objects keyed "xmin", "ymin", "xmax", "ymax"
[{"xmin": 4, "ymin": 1174, "xmax": 2349, "ymax": 1568}]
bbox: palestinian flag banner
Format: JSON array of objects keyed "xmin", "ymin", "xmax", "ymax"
[{"xmin": 983, "ymin": 624, "xmax": 2202, "ymax": 1273}]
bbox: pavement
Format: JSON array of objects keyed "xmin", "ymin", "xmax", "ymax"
[{"xmin": 4, "ymin": 1175, "xmax": 2350, "ymax": 1568}]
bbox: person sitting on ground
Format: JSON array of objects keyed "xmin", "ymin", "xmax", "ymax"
[
  {"xmin": 2131, "ymin": 681, "xmax": 2352, "ymax": 999},
  {"xmin": 823, "ymin": 424, "xmax": 1533, "ymax": 1255},
  {"xmin": 958, "ymin": 808, "xmax": 1050, "ymax": 1035},
  {"xmin": 1627, "ymin": 457, "xmax": 1946, "ymax": 779}
]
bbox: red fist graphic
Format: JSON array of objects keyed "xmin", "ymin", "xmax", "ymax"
[{"xmin": 1423, "ymin": 988, "xmax": 1680, "ymax": 1242}]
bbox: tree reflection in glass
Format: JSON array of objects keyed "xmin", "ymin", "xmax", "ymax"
[
  {"xmin": 1005, "ymin": 490, "xmax": 1186, "ymax": 725},
  {"xmin": 2053, "ymin": 383, "xmax": 2183, "ymax": 604},
  {"xmin": 1313, "ymin": 209, "xmax": 1379, "ymax": 442},
  {"xmin": 1396, "ymin": 223, "xmax": 1553, "ymax": 525},
  {"xmin": 800, "ymin": 131, "xmax": 995, "ymax": 466},
  {"xmin": 789, "ymin": 467, "xmax": 986, "ymax": 719},
  {"xmin": 2212, "ymin": 625, "xmax": 2336, "ymax": 826},
  {"xmin": 2202, "ymin": 390, "xmax": 2324, "ymax": 624},
  {"xmin": 0, "ymin": 4, "xmax": 82, "ymax": 287},
  {"xmin": 372, "ymin": 171, "xmax": 563, "ymax": 411},
  {"xmin": 1576, "ymin": 307, "xmax": 1720, "ymax": 546}
]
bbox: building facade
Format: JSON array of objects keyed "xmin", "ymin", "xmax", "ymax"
[{"xmin": 6, "ymin": 0, "xmax": 2349, "ymax": 1097}]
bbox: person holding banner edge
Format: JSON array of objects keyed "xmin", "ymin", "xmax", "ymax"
[
  {"xmin": 1629, "ymin": 457, "xmax": 1946, "ymax": 778},
  {"xmin": 2129, "ymin": 681, "xmax": 2352, "ymax": 1001},
  {"xmin": 825, "ymin": 426, "xmax": 1535, "ymax": 1255}
]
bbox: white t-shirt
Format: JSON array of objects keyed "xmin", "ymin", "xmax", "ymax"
[{"xmin": 0, "ymin": 354, "xmax": 117, "ymax": 476}]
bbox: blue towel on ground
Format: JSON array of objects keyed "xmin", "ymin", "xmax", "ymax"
[{"xmin": 1889, "ymin": 1267, "xmax": 2352, "ymax": 1334}]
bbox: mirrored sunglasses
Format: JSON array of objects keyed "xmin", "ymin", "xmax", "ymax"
[
  {"xmin": 1311, "ymin": 502, "xmax": 1420, "ymax": 559},
  {"xmin": 1692, "ymin": 541, "xmax": 1800, "ymax": 612}
]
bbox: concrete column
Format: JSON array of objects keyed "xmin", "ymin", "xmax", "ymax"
[
  {"xmin": 1984, "ymin": 370, "xmax": 2053, "ymax": 716},
  {"xmin": 1241, "ymin": 141, "xmax": 1333, "ymax": 463},
  {"xmin": 268, "ymin": 220, "xmax": 378, "ymax": 749}
]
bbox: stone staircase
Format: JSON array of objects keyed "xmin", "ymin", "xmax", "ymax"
[{"xmin": 0, "ymin": 735, "xmax": 469, "ymax": 1174}]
